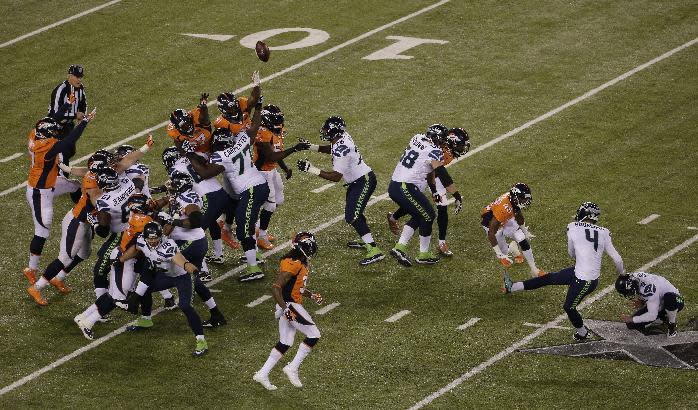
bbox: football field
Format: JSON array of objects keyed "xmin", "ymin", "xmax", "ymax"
[{"xmin": 1, "ymin": 1, "xmax": 697, "ymax": 408}]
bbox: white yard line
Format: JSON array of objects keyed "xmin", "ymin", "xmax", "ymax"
[
  {"xmin": 208, "ymin": 289, "xmax": 222, "ymax": 293},
  {"xmin": 246, "ymin": 295, "xmax": 272, "ymax": 308},
  {"xmin": 316, "ymin": 302, "xmax": 341, "ymax": 315},
  {"xmin": 457, "ymin": 317, "xmax": 480, "ymax": 331},
  {"xmin": 523, "ymin": 322, "xmax": 572, "ymax": 330},
  {"xmin": 408, "ymin": 232, "xmax": 698, "ymax": 410},
  {"xmin": 2, "ymin": 24, "xmax": 695, "ymax": 398},
  {"xmin": 638, "ymin": 214, "xmax": 660, "ymax": 225},
  {"xmin": 0, "ymin": 0, "xmax": 450, "ymax": 198},
  {"xmin": 0, "ymin": 153, "xmax": 22, "ymax": 163},
  {"xmin": 0, "ymin": 0, "xmax": 122, "ymax": 49},
  {"xmin": 311, "ymin": 183, "xmax": 336, "ymax": 193},
  {"xmin": 686, "ymin": 227, "xmax": 697, "ymax": 231},
  {"xmin": 385, "ymin": 310, "xmax": 411, "ymax": 323}
]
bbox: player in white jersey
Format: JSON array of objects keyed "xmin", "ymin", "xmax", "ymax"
[
  {"xmin": 616, "ymin": 272, "xmax": 684, "ymax": 337},
  {"xmin": 505, "ymin": 202, "xmax": 625, "ymax": 341},
  {"xmin": 114, "ymin": 144, "xmax": 151, "ymax": 197},
  {"xmin": 163, "ymin": 146, "xmax": 237, "ymax": 266},
  {"xmin": 187, "ymin": 106, "xmax": 271, "ymax": 282},
  {"xmin": 296, "ymin": 116, "xmax": 384, "ymax": 265},
  {"xmin": 387, "ymin": 125, "xmax": 463, "ymax": 266}
]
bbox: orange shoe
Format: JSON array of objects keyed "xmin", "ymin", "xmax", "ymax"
[
  {"xmin": 27, "ymin": 286, "xmax": 48, "ymax": 306},
  {"xmin": 387, "ymin": 213, "xmax": 400, "ymax": 235},
  {"xmin": 218, "ymin": 221, "xmax": 240, "ymax": 249},
  {"xmin": 437, "ymin": 242, "xmax": 453, "ymax": 257},
  {"xmin": 257, "ymin": 236, "xmax": 274, "ymax": 250},
  {"xmin": 23, "ymin": 268, "xmax": 37, "ymax": 285},
  {"xmin": 50, "ymin": 277, "xmax": 71, "ymax": 294},
  {"xmin": 256, "ymin": 228, "xmax": 275, "ymax": 243},
  {"xmin": 514, "ymin": 255, "xmax": 525, "ymax": 264},
  {"xmin": 536, "ymin": 269, "xmax": 547, "ymax": 277}
]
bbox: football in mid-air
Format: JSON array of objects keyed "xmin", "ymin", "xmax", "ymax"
[{"xmin": 255, "ymin": 41, "xmax": 270, "ymax": 62}]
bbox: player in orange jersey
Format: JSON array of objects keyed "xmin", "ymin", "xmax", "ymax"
[
  {"xmin": 253, "ymin": 104, "xmax": 310, "ymax": 249},
  {"xmin": 481, "ymin": 182, "xmax": 544, "ymax": 278},
  {"xmin": 167, "ymin": 93, "xmax": 213, "ymax": 156},
  {"xmin": 254, "ymin": 232, "xmax": 323, "ymax": 390},
  {"xmin": 23, "ymin": 109, "xmax": 95, "ymax": 286}
]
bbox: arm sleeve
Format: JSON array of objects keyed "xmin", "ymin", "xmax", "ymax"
[
  {"xmin": 632, "ymin": 297, "xmax": 659, "ymax": 323},
  {"xmin": 605, "ymin": 234, "xmax": 624, "ymax": 274},
  {"xmin": 46, "ymin": 120, "xmax": 88, "ymax": 159}
]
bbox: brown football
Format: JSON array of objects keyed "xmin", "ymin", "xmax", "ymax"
[{"xmin": 255, "ymin": 41, "xmax": 270, "ymax": 62}]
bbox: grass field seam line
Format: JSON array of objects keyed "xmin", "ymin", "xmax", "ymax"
[
  {"xmin": 0, "ymin": 0, "xmax": 122, "ymax": 49},
  {"xmin": 523, "ymin": 322, "xmax": 573, "ymax": 330},
  {"xmin": 316, "ymin": 302, "xmax": 341, "ymax": 315},
  {"xmin": 311, "ymin": 183, "xmax": 337, "ymax": 193},
  {"xmin": 408, "ymin": 232, "xmax": 698, "ymax": 409},
  {"xmin": 0, "ymin": 0, "xmax": 450, "ymax": 198}
]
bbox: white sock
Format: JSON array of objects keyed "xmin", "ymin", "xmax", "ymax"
[
  {"xmin": 259, "ymin": 348, "xmax": 283, "ymax": 376},
  {"xmin": 245, "ymin": 249, "xmax": 258, "ymax": 266},
  {"xmin": 83, "ymin": 303, "xmax": 98, "ymax": 317},
  {"xmin": 576, "ymin": 326, "xmax": 588, "ymax": 336},
  {"xmin": 512, "ymin": 282, "xmax": 525, "ymax": 292},
  {"xmin": 288, "ymin": 343, "xmax": 312, "ymax": 370},
  {"xmin": 135, "ymin": 282, "xmax": 149, "ymax": 296},
  {"xmin": 204, "ymin": 297, "xmax": 216, "ymax": 309},
  {"xmin": 196, "ymin": 334, "xmax": 205, "ymax": 341},
  {"xmin": 29, "ymin": 254, "xmax": 41, "ymax": 270},
  {"xmin": 142, "ymin": 315, "xmax": 152, "ymax": 320},
  {"xmin": 259, "ymin": 229, "xmax": 267, "ymax": 239},
  {"xmin": 361, "ymin": 233, "xmax": 374, "ymax": 245},
  {"xmin": 213, "ymin": 239, "xmax": 223, "ymax": 257},
  {"xmin": 35, "ymin": 276, "xmax": 49, "ymax": 291},
  {"xmin": 398, "ymin": 225, "xmax": 415, "ymax": 246},
  {"xmin": 419, "ymin": 235, "xmax": 431, "ymax": 253},
  {"xmin": 94, "ymin": 288, "xmax": 107, "ymax": 298},
  {"xmin": 438, "ymin": 239, "xmax": 446, "ymax": 246},
  {"xmin": 159, "ymin": 289, "xmax": 173, "ymax": 299},
  {"xmin": 201, "ymin": 259, "xmax": 209, "ymax": 273},
  {"xmin": 522, "ymin": 249, "xmax": 538, "ymax": 273},
  {"xmin": 56, "ymin": 270, "xmax": 68, "ymax": 280},
  {"xmin": 84, "ymin": 310, "xmax": 102, "ymax": 328},
  {"xmin": 388, "ymin": 214, "xmax": 397, "ymax": 222}
]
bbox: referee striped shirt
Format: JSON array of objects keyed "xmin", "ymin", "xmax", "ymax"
[{"xmin": 48, "ymin": 80, "xmax": 87, "ymax": 124}]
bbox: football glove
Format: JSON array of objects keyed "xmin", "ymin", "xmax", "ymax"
[
  {"xmin": 310, "ymin": 293, "xmax": 324, "ymax": 305},
  {"xmin": 297, "ymin": 159, "xmax": 311, "ymax": 172},
  {"xmin": 432, "ymin": 193, "xmax": 443, "ymax": 204},
  {"xmin": 293, "ymin": 140, "xmax": 311, "ymax": 152},
  {"xmin": 200, "ymin": 93, "xmax": 209, "ymax": 105},
  {"xmin": 84, "ymin": 107, "xmax": 97, "ymax": 123},
  {"xmin": 86, "ymin": 212, "xmax": 99, "ymax": 228},
  {"xmin": 453, "ymin": 191, "xmax": 463, "ymax": 214},
  {"xmin": 283, "ymin": 307, "xmax": 297, "ymax": 322},
  {"xmin": 284, "ymin": 168, "xmax": 292, "ymax": 180},
  {"xmin": 493, "ymin": 245, "xmax": 513, "ymax": 267},
  {"xmin": 181, "ymin": 140, "xmax": 196, "ymax": 153}
]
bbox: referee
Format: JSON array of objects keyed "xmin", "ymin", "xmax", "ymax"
[{"xmin": 48, "ymin": 65, "xmax": 87, "ymax": 162}]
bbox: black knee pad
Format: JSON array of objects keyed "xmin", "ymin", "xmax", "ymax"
[
  {"xmin": 30, "ymin": 235, "xmax": 47, "ymax": 255},
  {"xmin": 518, "ymin": 239, "xmax": 531, "ymax": 251},
  {"xmin": 275, "ymin": 342, "xmax": 290, "ymax": 354},
  {"xmin": 96, "ymin": 293, "xmax": 116, "ymax": 316},
  {"xmin": 303, "ymin": 337, "xmax": 319, "ymax": 348}
]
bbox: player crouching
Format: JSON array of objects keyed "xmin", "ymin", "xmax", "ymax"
[
  {"xmin": 254, "ymin": 232, "xmax": 323, "ymax": 390},
  {"xmin": 616, "ymin": 272, "xmax": 684, "ymax": 337}
]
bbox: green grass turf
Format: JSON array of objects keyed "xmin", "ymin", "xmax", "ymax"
[{"xmin": 0, "ymin": 0, "xmax": 697, "ymax": 408}]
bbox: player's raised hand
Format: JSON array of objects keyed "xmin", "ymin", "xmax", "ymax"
[
  {"xmin": 145, "ymin": 134, "xmax": 154, "ymax": 149},
  {"xmin": 84, "ymin": 107, "xmax": 97, "ymax": 122},
  {"xmin": 200, "ymin": 93, "xmax": 209, "ymax": 106},
  {"xmin": 252, "ymin": 70, "xmax": 261, "ymax": 87}
]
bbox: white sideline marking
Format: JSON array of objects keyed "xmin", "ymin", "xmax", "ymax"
[
  {"xmin": 246, "ymin": 295, "xmax": 272, "ymax": 308},
  {"xmin": 0, "ymin": 153, "xmax": 22, "ymax": 163},
  {"xmin": 2, "ymin": 19, "xmax": 694, "ymax": 398},
  {"xmin": 180, "ymin": 33, "xmax": 235, "ymax": 42},
  {"xmin": 523, "ymin": 322, "xmax": 572, "ymax": 330},
  {"xmin": 316, "ymin": 302, "xmax": 340, "ymax": 315},
  {"xmin": 311, "ymin": 183, "xmax": 336, "ymax": 193},
  {"xmin": 0, "ymin": 0, "xmax": 451, "ymax": 198},
  {"xmin": 457, "ymin": 317, "xmax": 480, "ymax": 331},
  {"xmin": 408, "ymin": 232, "xmax": 698, "ymax": 409},
  {"xmin": 0, "ymin": 0, "xmax": 122, "ymax": 49},
  {"xmin": 638, "ymin": 214, "xmax": 660, "ymax": 225},
  {"xmin": 385, "ymin": 310, "xmax": 411, "ymax": 323}
]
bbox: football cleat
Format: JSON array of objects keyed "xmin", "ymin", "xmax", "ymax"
[
  {"xmin": 390, "ymin": 245, "xmax": 412, "ymax": 267},
  {"xmin": 192, "ymin": 339, "xmax": 208, "ymax": 357},
  {"xmin": 23, "ymin": 268, "xmax": 37, "ymax": 285},
  {"xmin": 498, "ymin": 257, "xmax": 513, "ymax": 268},
  {"xmin": 203, "ymin": 312, "xmax": 227, "ymax": 328},
  {"xmin": 535, "ymin": 269, "xmax": 546, "ymax": 277},
  {"xmin": 126, "ymin": 317, "xmax": 153, "ymax": 332},
  {"xmin": 282, "ymin": 365, "xmax": 303, "ymax": 388},
  {"xmin": 256, "ymin": 228, "xmax": 275, "ymax": 243},
  {"xmin": 437, "ymin": 242, "xmax": 453, "ymax": 257},
  {"xmin": 253, "ymin": 372, "xmax": 277, "ymax": 391},
  {"xmin": 667, "ymin": 323, "xmax": 678, "ymax": 338},
  {"xmin": 257, "ymin": 236, "xmax": 274, "ymax": 250},
  {"xmin": 239, "ymin": 266, "xmax": 264, "ymax": 282},
  {"xmin": 205, "ymin": 254, "xmax": 225, "ymax": 264},
  {"xmin": 415, "ymin": 252, "xmax": 439, "ymax": 265},
  {"xmin": 163, "ymin": 297, "xmax": 178, "ymax": 311},
  {"xmin": 75, "ymin": 318, "xmax": 94, "ymax": 340},
  {"xmin": 386, "ymin": 212, "xmax": 400, "ymax": 235},
  {"xmin": 49, "ymin": 277, "xmax": 71, "ymax": 294},
  {"xmin": 27, "ymin": 286, "xmax": 48, "ymax": 306},
  {"xmin": 218, "ymin": 221, "xmax": 240, "ymax": 249},
  {"xmin": 198, "ymin": 271, "xmax": 213, "ymax": 283},
  {"xmin": 346, "ymin": 240, "xmax": 366, "ymax": 249},
  {"xmin": 514, "ymin": 255, "xmax": 525, "ymax": 264},
  {"xmin": 573, "ymin": 327, "xmax": 591, "ymax": 342},
  {"xmin": 360, "ymin": 247, "xmax": 385, "ymax": 266}
]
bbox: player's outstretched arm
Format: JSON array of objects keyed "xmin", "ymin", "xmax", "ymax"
[
  {"xmin": 297, "ymin": 159, "xmax": 343, "ymax": 182},
  {"xmin": 605, "ymin": 235, "xmax": 625, "ymax": 275},
  {"xmin": 185, "ymin": 152, "xmax": 224, "ymax": 179},
  {"xmin": 114, "ymin": 134, "xmax": 154, "ymax": 173}
]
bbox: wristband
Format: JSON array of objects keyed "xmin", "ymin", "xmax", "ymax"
[
  {"xmin": 139, "ymin": 144, "xmax": 150, "ymax": 153},
  {"xmin": 309, "ymin": 144, "xmax": 320, "ymax": 152},
  {"xmin": 308, "ymin": 165, "xmax": 321, "ymax": 176}
]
